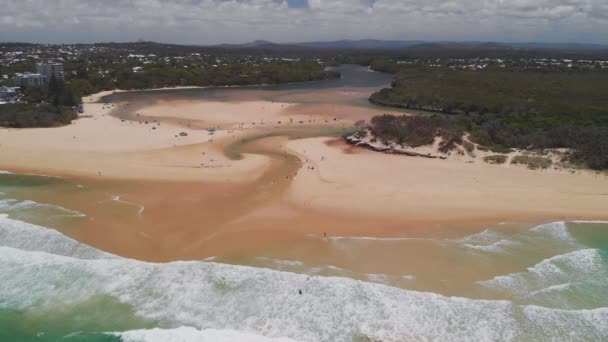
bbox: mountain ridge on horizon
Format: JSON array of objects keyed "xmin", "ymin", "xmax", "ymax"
[
  {"xmin": 2, "ymin": 39, "xmax": 608, "ymax": 51},
  {"xmin": 218, "ymin": 39, "xmax": 608, "ymax": 50}
]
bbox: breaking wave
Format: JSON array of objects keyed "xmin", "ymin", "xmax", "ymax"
[
  {"xmin": 113, "ymin": 327, "xmax": 298, "ymax": 342},
  {"xmin": 1, "ymin": 215, "xmax": 608, "ymax": 341},
  {"xmin": 458, "ymin": 221, "xmax": 583, "ymax": 255},
  {"xmin": 478, "ymin": 248, "xmax": 608, "ymax": 309},
  {"xmin": 0, "ymin": 214, "xmax": 113, "ymax": 259},
  {"xmin": 0, "ymin": 197, "xmax": 86, "ymax": 219}
]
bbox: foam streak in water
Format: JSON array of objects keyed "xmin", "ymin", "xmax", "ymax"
[{"xmin": 109, "ymin": 194, "xmax": 145, "ymax": 216}]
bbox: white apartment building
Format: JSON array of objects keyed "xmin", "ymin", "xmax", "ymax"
[
  {"xmin": 36, "ymin": 62, "xmax": 64, "ymax": 81},
  {"xmin": 14, "ymin": 73, "xmax": 48, "ymax": 87}
]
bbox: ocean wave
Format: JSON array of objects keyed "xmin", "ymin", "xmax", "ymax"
[
  {"xmin": 458, "ymin": 221, "xmax": 582, "ymax": 255},
  {"xmin": 254, "ymin": 257, "xmax": 305, "ymax": 268},
  {"xmin": 456, "ymin": 228, "xmax": 520, "ymax": 253},
  {"xmin": 478, "ymin": 249, "xmax": 608, "ymax": 309},
  {"xmin": 457, "ymin": 229, "xmax": 504, "ymax": 245},
  {"xmin": 0, "ymin": 198, "xmax": 86, "ymax": 218},
  {"xmin": 113, "ymin": 326, "xmax": 298, "ymax": 342},
  {"xmin": 528, "ymin": 283, "xmax": 572, "ymax": 297},
  {"xmin": 531, "ymin": 221, "xmax": 577, "ymax": 244},
  {"xmin": 0, "ymin": 198, "xmax": 38, "ymax": 211},
  {"xmin": 0, "ymin": 214, "xmax": 113, "ymax": 259},
  {"xmin": 1, "ymin": 216, "xmax": 608, "ymax": 341},
  {"xmin": 461, "ymin": 239, "xmax": 519, "ymax": 253}
]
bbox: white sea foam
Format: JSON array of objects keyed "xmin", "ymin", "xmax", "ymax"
[
  {"xmin": 457, "ymin": 228, "xmax": 518, "ymax": 253},
  {"xmin": 366, "ymin": 273, "xmax": 388, "ymax": 283},
  {"xmin": 1, "ymin": 216, "xmax": 608, "ymax": 341},
  {"xmin": 458, "ymin": 229, "xmax": 503, "ymax": 245},
  {"xmin": 528, "ymin": 283, "xmax": 572, "ymax": 297},
  {"xmin": 0, "ymin": 198, "xmax": 39, "ymax": 211},
  {"xmin": 0, "ymin": 197, "xmax": 86, "ymax": 218},
  {"xmin": 0, "ymin": 170, "xmax": 60, "ymax": 178},
  {"xmin": 114, "ymin": 327, "xmax": 298, "ymax": 342},
  {"xmin": 461, "ymin": 239, "xmax": 519, "ymax": 253},
  {"xmin": 0, "ymin": 214, "xmax": 113, "ymax": 259},
  {"xmin": 459, "ymin": 221, "xmax": 582, "ymax": 254},
  {"xmin": 478, "ymin": 249, "xmax": 606, "ymax": 304},
  {"xmin": 255, "ymin": 257, "xmax": 304, "ymax": 268},
  {"xmin": 531, "ymin": 221, "xmax": 577, "ymax": 244}
]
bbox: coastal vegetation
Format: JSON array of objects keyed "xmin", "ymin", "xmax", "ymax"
[
  {"xmin": 0, "ymin": 77, "xmax": 81, "ymax": 128},
  {"xmin": 511, "ymin": 155, "xmax": 553, "ymax": 170},
  {"xmin": 367, "ymin": 65, "xmax": 608, "ymax": 170},
  {"xmin": 110, "ymin": 62, "xmax": 338, "ymax": 90},
  {"xmin": 483, "ymin": 155, "xmax": 508, "ymax": 165},
  {"xmin": 368, "ymin": 114, "xmax": 466, "ymax": 150},
  {"xmin": 0, "ymin": 103, "xmax": 76, "ymax": 128}
]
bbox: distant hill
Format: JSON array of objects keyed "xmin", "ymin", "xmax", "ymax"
[
  {"xmin": 509, "ymin": 42, "xmax": 608, "ymax": 50},
  {"xmin": 294, "ymin": 39, "xmax": 425, "ymax": 49},
  {"xmin": 218, "ymin": 39, "xmax": 608, "ymax": 51}
]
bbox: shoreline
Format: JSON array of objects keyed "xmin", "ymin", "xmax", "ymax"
[
  {"xmin": 1, "ymin": 87, "xmax": 607, "ymax": 263},
  {"xmin": 88, "ymin": 75, "xmax": 343, "ymax": 103}
]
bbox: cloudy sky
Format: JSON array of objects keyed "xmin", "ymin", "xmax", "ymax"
[{"xmin": 1, "ymin": 0, "xmax": 607, "ymax": 44}]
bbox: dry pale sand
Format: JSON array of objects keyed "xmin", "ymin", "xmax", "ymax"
[
  {"xmin": 286, "ymin": 137, "xmax": 608, "ymax": 223},
  {"xmin": 0, "ymin": 101, "xmax": 269, "ymax": 182},
  {"xmin": 136, "ymin": 99, "xmax": 299, "ymax": 128}
]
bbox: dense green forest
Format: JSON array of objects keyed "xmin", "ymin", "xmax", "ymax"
[
  {"xmin": 0, "ymin": 103, "xmax": 76, "ymax": 128},
  {"xmin": 0, "ymin": 77, "xmax": 82, "ymax": 128},
  {"xmin": 109, "ymin": 62, "xmax": 339, "ymax": 90},
  {"xmin": 367, "ymin": 66, "xmax": 608, "ymax": 169}
]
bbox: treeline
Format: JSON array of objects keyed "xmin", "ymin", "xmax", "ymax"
[
  {"xmin": 23, "ymin": 77, "xmax": 84, "ymax": 107},
  {"xmin": 0, "ymin": 103, "xmax": 76, "ymax": 128},
  {"xmin": 368, "ymin": 113, "xmax": 608, "ymax": 166},
  {"xmin": 367, "ymin": 66, "xmax": 608, "ymax": 169},
  {"xmin": 370, "ymin": 65, "xmax": 608, "ymax": 129},
  {"xmin": 0, "ymin": 77, "xmax": 82, "ymax": 128},
  {"xmin": 110, "ymin": 62, "xmax": 339, "ymax": 90},
  {"xmin": 367, "ymin": 114, "xmax": 608, "ymax": 170}
]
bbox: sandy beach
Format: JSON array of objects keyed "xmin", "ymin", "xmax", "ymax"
[
  {"xmin": 0, "ymin": 100, "xmax": 270, "ymax": 182},
  {"xmin": 1, "ymin": 87, "xmax": 607, "ymax": 263},
  {"xmin": 287, "ymin": 137, "xmax": 608, "ymax": 222}
]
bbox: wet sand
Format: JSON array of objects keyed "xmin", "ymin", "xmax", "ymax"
[{"xmin": 1, "ymin": 84, "xmax": 608, "ymax": 270}]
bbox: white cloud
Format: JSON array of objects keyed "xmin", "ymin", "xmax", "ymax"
[{"xmin": 0, "ymin": 0, "xmax": 607, "ymax": 43}]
